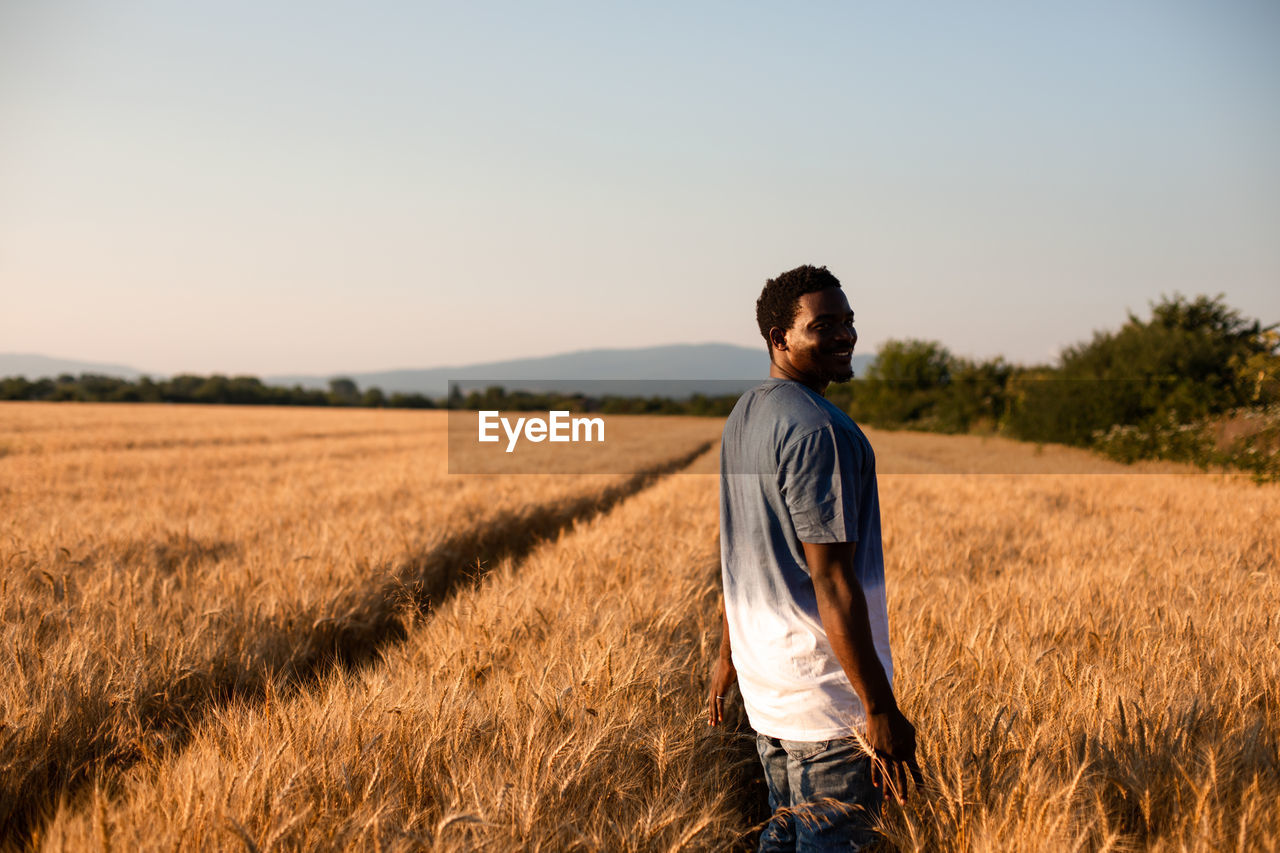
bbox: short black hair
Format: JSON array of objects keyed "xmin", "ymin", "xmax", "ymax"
[{"xmin": 756, "ymin": 265, "xmax": 843, "ymax": 345}]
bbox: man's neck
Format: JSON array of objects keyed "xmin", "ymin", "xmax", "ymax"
[{"xmin": 768, "ymin": 361, "xmax": 828, "ymax": 396}]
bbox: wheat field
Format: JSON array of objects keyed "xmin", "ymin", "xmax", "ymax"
[{"xmin": 3, "ymin": 402, "xmax": 1277, "ymax": 851}]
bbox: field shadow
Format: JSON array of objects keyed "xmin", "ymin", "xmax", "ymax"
[
  {"xmin": 1, "ymin": 441, "xmax": 713, "ymax": 849},
  {"xmin": 124, "ymin": 534, "xmax": 241, "ymax": 576}
]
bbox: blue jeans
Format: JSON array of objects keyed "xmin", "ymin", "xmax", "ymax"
[{"xmin": 755, "ymin": 733, "xmax": 883, "ymax": 852}]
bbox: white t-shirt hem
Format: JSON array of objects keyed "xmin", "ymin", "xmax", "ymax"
[{"xmin": 750, "ymin": 720, "xmax": 866, "ymax": 742}]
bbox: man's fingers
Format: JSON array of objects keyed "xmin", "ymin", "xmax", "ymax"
[
  {"xmin": 873, "ymin": 756, "xmax": 920, "ymax": 805},
  {"xmin": 907, "ymin": 755, "xmax": 924, "ymax": 787},
  {"xmin": 872, "ymin": 753, "xmax": 893, "ymax": 797},
  {"xmin": 889, "ymin": 757, "xmax": 924, "ymax": 802},
  {"xmin": 883, "ymin": 760, "xmax": 901, "ymax": 803}
]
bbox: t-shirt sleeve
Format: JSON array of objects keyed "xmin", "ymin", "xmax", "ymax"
[{"xmin": 778, "ymin": 426, "xmax": 860, "ymax": 544}]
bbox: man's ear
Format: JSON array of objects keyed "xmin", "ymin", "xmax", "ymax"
[{"xmin": 768, "ymin": 327, "xmax": 788, "ymax": 352}]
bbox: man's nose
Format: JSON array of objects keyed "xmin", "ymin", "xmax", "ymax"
[{"xmin": 837, "ymin": 324, "xmax": 857, "ymax": 345}]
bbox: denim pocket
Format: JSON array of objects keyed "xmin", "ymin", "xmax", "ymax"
[{"xmin": 780, "ymin": 739, "xmax": 831, "ymax": 761}]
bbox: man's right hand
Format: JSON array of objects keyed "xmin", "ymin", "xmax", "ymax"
[
  {"xmin": 708, "ymin": 598, "xmax": 736, "ymax": 727},
  {"xmin": 707, "ymin": 656, "xmax": 736, "ymax": 727},
  {"xmin": 866, "ymin": 706, "xmax": 922, "ymax": 802}
]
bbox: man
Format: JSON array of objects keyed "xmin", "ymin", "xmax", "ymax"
[{"xmin": 708, "ymin": 264, "xmax": 920, "ymax": 852}]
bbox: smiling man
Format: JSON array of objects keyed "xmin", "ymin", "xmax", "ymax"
[{"xmin": 708, "ymin": 264, "xmax": 920, "ymax": 852}]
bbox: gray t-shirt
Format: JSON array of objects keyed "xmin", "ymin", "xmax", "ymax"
[{"xmin": 719, "ymin": 377, "xmax": 893, "ymax": 740}]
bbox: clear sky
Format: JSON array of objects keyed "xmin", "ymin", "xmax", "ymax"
[{"xmin": 3, "ymin": 0, "xmax": 1278, "ymax": 375}]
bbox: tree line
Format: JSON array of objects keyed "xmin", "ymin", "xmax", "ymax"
[
  {"xmin": 5, "ymin": 294, "xmax": 1276, "ymax": 477},
  {"xmin": 0, "ymin": 374, "xmax": 746, "ymax": 414},
  {"xmin": 0, "ymin": 374, "xmax": 438, "ymax": 409}
]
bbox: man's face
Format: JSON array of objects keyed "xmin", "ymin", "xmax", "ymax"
[{"xmin": 772, "ymin": 288, "xmax": 858, "ymax": 387}]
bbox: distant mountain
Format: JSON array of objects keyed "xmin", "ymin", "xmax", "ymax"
[
  {"xmin": 2, "ymin": 345, "xmax": 876, "ymax": 397},
  {"xmin": 0, "ymin": 353, "xmax": 152, "ymax": 381},
  {"xmin": 266, "ymin": 344, "xmax": 875, "ymax": 397}
]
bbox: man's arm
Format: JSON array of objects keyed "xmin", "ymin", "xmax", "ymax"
[
  {"xmin": 707, "ymin": 596, "xmax": 737, "ymax": 726},
  {"xmin": 802, "ymin": 540, "xmax": 921, "ymax": 799}
]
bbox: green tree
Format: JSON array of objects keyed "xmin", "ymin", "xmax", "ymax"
[
  {"xmin": 1006, "ymin": 294, "xmax": 1278, "ymax": 446},
  {"xmin": 869, "ymin": 339, "xmax": 952, "ymax": 389},
  {"xmin": 846, "ymin": 339, "xmax": 955, "ymax": 427},
  {"xmin": 935, "ymin": 356, "xmax": 1015, "ymax": 433},
  {"xmin": 328, "ymin": 377, "xmax": 360, "ymax": 406},
  {"xmin": 1232, "ymin": 330, "xmax": 1280, "ymax": 405}
]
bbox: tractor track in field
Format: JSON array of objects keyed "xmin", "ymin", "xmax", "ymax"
[{"xmin": 1, "ymin": 441, "xmax": 715, "ymax": 850}]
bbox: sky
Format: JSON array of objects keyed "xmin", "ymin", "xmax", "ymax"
[{"xmin": 2, "ymin": 0, "xmax": 1278, "ymax": 375}]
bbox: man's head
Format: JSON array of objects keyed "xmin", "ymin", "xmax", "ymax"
[{"xmin": 756, "ymin": 264, "xmax": 857, "ymax": 391}]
